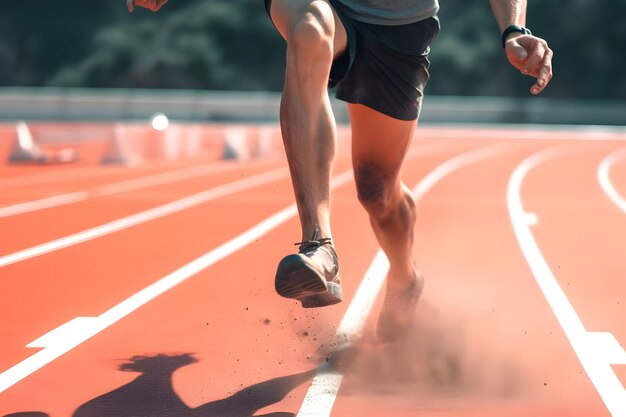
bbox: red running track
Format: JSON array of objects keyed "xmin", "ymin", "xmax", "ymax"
[{"xmin": 1, "ymin": 125, "xmax": 625, "ymax": 417}]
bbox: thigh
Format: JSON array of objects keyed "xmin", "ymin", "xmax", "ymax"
[
  {"xmin": 268, "ymin": 0, "xmax": 348, "ymax": 59},
  {"xmin": 349, "ymin": 103, "xmax": 417, "ymax": 179}
]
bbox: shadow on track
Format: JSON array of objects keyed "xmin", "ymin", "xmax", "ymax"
[{"xmin": 4, "ymin": 353, "xmax": 315, "ymax": 417}]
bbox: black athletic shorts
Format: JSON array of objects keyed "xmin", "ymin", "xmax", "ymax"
[{"xmin": 264, "ymin": 0, "xmax": 439, "ymax": 121}]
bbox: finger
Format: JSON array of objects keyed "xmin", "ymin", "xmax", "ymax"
[
  {"xmin": 127, "ymin": 0, "xmax": 135, "ymax": 12},
  {"xmin": 533, "ymin": 63, "xmax": 554, "ymax": 94},
  {"xmin": 538, "ymin": 50, "xmax": 553, "ymax": 84},
  {"xmin": 521, "ymin": 43, "xmax": 547, "ymax": 76},
  {"xmin": 531, "ymin": 59, "xmax": 553, "ymax": 95}
]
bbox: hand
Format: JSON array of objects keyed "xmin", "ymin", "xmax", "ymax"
[
  {"xmin": 127, "ymin": 0, "xmax": 169, "ymax": 12},
  {"xmin": 505, "ymin": 34, "xmax": 553, "ymax": 95}
]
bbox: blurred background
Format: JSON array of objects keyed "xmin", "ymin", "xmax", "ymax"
[{"xmin": 0, "ymin": 0, "xmax": 624, "ymax": 124}]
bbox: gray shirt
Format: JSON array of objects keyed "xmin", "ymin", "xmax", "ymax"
[{"xmin": 335, "ymin": 0, "xmax": 439, "ymax": 25}]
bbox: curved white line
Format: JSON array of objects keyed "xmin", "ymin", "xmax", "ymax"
[
  {"xmin": 508, "ymin": 146, "xmax": 626, "ymax": 417},
  {"xmin": 297, "ymin": 142, "xmax": 517, "ymax": 417},
  {"xmin": 598, "ymin": 148, "xmax": 626, "ymax": 214}
]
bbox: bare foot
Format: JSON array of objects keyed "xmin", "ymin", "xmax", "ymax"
[{"xmin": 376, "ymin": 268, "xmax": 424, "ymax": 343}]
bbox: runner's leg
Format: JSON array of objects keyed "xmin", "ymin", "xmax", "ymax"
[
  {"xmin": 349, "ymin": 103, "xmax": 423, "ymax": 338},
  {"xmin": 270, "ymin": 0, "xmax": 348, "ymax": 308},
  {"xmin": 269, "ymin": 0, "xmax": 347, "ymax": 242},
  {"xmin": 350, "ymin": 104, "xmax": 418, "ymax": 286}
]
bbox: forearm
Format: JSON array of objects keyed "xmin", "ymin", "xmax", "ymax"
[
  {"xmin": 489, "ymin": 0, "xmax": 527, "ymax": 32},
  {"xmin": 491, "ymin": 0, "xmax": 552, "ymax": 95}
]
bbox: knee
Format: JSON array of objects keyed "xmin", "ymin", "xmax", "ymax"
[
  {"xmin": 355, "ymin": 164, "xmax": 417, "ymax": 222},
  {"xmin": 355, "ymin": 164, "xmax": 395, "ymax": 217},
  {"xmin": 288, "ymin": 4, "xmax": 334, "ymax": 63}
]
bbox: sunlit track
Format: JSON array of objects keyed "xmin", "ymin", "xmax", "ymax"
[
  {"xmin": 0, "ymin": 161, "xmax": 248, "ymax": 219},
  {"xmin": 598, "ymin": 147, "xmax": 626, "ymax": 214},
  {"xmin": 0, "ymin": 169, "xmax": 354, "ymax": 394},
  {"xmin": 297, "ymin": 142, "xmax": 520, "ymax": 417},
  {"xmin": 0, "ymin": 167, "xmax": 289, "ymax": 268},
  {"xmin": 2, "ymin": 126, "xmax": 626, "ymax": 417},
  {"xmin": 0, "ymin": 166, "xmax": 104, "ymax": 189},
  {"xmin": 508, "ymin": 146, "xmax": 626, "ymax": 417},
  {"xmin": 0, "ymin": 142, "xmax": 443, "ymax": 396}
]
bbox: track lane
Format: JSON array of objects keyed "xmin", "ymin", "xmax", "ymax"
[
  {"xmin": 0, "ymin": 160, "xmax": 253, "ymax": 218},
  {"xmin": 331, "ymin": 140, "xmax": 610, "ymax": 416},
  {"xmin": 3, "ymin": 129, "xmax": 625, "ymax": 417},
  {"xmin": 0, "ymin": 166, "xmax": 108, "ymax": 189},
  {"xmin": 296, "ymin": 141, "xmax": 527, "ymax": 417},
  {"xmin": 0, "ymin": 160, "xmax": 360, "ymax": 412},
  {"xmin": 0, "ymin": 137, "xmax": 478, "ymax": 412},
  {"xmin": 0, "ymin": 161, "xmax": 287, "ymax": 256},
  {"xmin": 519, "ymin": 143, "xmax": 626, "ymax": 414},
  {"xmin": 523, "ymin": 144, "xmax": 626, "ymax": 341},
  {"xmin": 0, "ymin": 166, "xmax": 304, "ymax": 373}
]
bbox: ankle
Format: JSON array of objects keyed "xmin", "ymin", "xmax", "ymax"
[{"xmin": 386, "ymin": 266, "xmax": 423, "ymax": 292}]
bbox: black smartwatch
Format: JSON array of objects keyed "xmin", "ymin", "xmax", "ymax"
[{"xmin": 501, "ymin": 25, "xmax": 532, "ymax": 48}]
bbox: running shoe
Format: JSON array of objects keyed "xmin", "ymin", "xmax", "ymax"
[{"xmin": 275, "ymin": 226, "xmax": 343, "ymax": 308}]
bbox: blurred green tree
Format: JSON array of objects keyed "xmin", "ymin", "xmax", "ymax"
[
  {"xmin": 0, "ymin": 3, "xmax": 114, "ymax": 86},
  {"xmin": 428, "ymin": 0, "xmax": 626, "ymax": 99},
  {"xmin": 0, "ymin": 0, "xmax": 624, "ymax": 99},
  {"xmin": 48, "ymin": 0, "xmax": 286, "ymax": 90}
]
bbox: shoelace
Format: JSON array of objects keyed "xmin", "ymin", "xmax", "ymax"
[{"xmin": 294, "ymin": 225, "xmax": 332, "ymax": 253}]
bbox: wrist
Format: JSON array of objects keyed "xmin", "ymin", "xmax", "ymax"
[{"xmin": 501, "ymin": 25, "xmax": 532, "ymax": 48}]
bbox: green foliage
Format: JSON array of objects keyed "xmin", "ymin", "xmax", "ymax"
[
  {"xmin": 0, "ymin": 0, "xmax": 624, "ymax": 99},
  {"xmin": 0, "ymin": 3, "xmax": 114, "ymax": 85},
  {"xmin": 428, "ymin": 0, "xmax": 626, "ymax": 98},
  {"xmin": 48, "ymin": 0, "xmax": 286, "ymax": 90}
]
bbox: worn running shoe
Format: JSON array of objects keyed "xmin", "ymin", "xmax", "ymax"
[{"xmin": 275, "ymin": 226, "xmax": 343, "ymax": 308}]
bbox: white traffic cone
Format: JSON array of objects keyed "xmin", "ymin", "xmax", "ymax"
[
  {"xmin": 8, "ymin": 122, "xmax": 47, "ymax": 163},
  {"xmin": 101, "ymin": 123, "xmax": 131, "ymax": 165},
  {"xmin": 222, "ymin": 127, "xmax": 250, "ymax": 162}
]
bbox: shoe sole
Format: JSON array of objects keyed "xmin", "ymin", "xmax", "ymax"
[{"xmin": 275, "ymin": 254, "xmax": 343, "ymax": 308}]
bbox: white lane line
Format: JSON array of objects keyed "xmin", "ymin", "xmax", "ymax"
[
  {"xmin": 508, "ymin": 147, "xmax": 626, "ymax": 417},
  {"xmin": 598, "ymin": 148, "xmax": 626, "ymax": 215},
  {"xmin": 0, "ymin": 162, "xmax": 245, "ymax": 219},
  {"xmin": 0, "ymin": 167, "xmax": 289, "ymax": 268},
  {"xmin": 0, "ymin": 170, "xmax": 355, "ymax": 394},
  {"xmin": 297, "ymin": 142, "xmax": 515, "ymax": 417},
  {"xmin": 0, "ymin": 192, "xmax": 89, "ymax": 218}
]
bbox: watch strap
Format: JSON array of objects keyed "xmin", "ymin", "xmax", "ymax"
[{"xmin": 502, "ymin": 25, "xmax": 532, "ymax": 48}]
